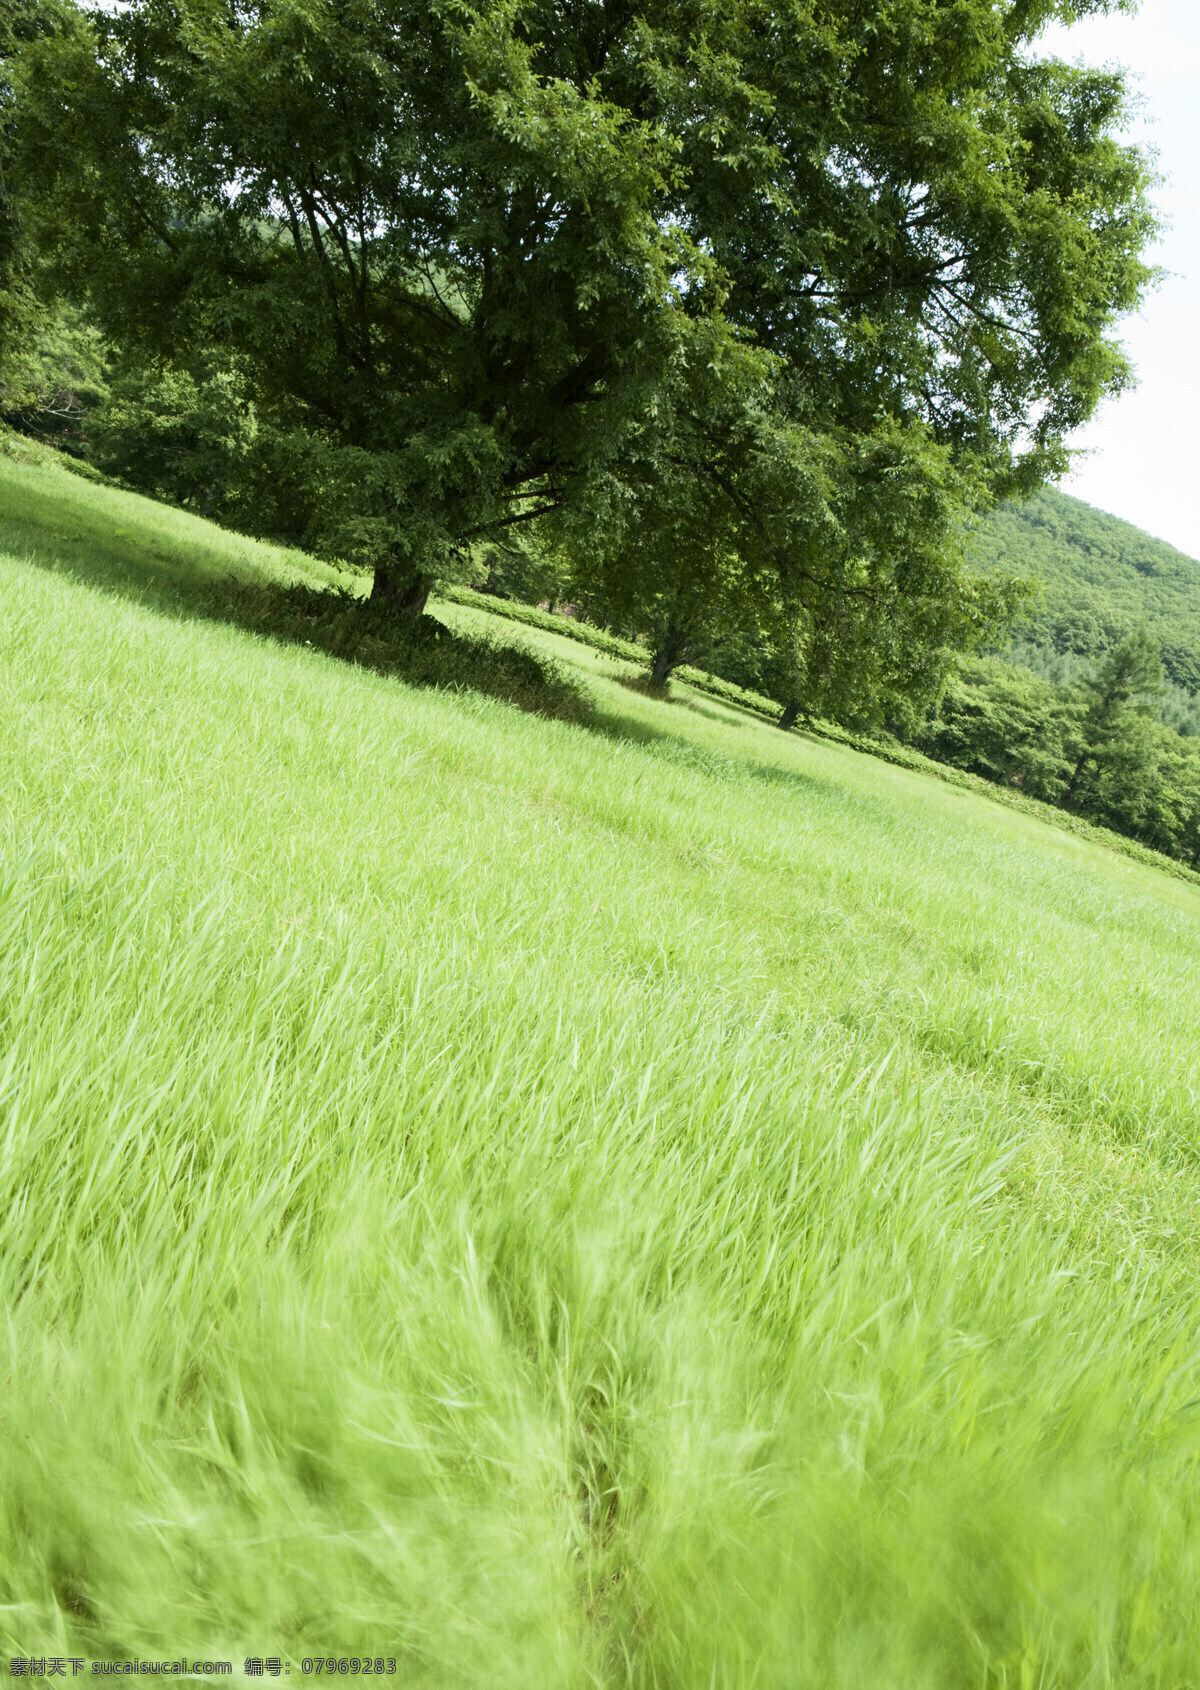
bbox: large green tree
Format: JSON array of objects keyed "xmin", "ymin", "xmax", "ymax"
[{"xmin": 17, "ymin": 0, "xmax": 1156, "ymax": 639}]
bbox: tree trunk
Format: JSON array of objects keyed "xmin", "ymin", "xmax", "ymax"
[
  {"xmin": 778, "ymin": 700, "xmax": 801, "ymax": 731},
  {"xmin": 1062, "ymin": 748, "xmax": 1093, "ymax": 809},
  {"xmin": 371, "ymin": 563, "xmax": 430, "ymax": 618},
  {"xmin": 650, "ymin": 622, "xmax": 688, "ymax": 687}
]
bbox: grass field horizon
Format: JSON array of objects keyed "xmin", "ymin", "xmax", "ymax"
[{"xmin": 4, "ymin": 446, "xmax": 1200, "ymax": 1681}]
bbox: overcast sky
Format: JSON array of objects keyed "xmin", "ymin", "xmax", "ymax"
[{"xmin": 1036, "ymin": 0, "xmax": 1200, "ymax": 557}]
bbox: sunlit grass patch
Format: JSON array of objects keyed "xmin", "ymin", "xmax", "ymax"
[{"xmin": 3, "ymin": 454, "xmax": 1200, "ymax": 1678}]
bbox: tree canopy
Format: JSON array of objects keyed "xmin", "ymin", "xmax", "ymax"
[{"xmin": 16, "ymin": 0, "xmax": 1157, "ymax": 691}]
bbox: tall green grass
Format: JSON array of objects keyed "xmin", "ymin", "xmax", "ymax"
[{"xmin": 4, "ymin": 449, "xmax": 1200, "ymax": 1681}]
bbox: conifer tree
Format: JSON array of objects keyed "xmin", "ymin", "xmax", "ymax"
[{"xmin": 1063, "ymin": 628, "xmax": 1165, "ymax": 813}]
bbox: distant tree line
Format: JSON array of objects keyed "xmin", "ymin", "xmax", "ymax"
[{"xmin": 910, "ymin": 630, "xmax": 1200, "ymax": 865}]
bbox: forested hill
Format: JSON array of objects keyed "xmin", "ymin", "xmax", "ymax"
[{"xmin": 968, "ymin": 488, "xmax": 1200, "ymax": 693}]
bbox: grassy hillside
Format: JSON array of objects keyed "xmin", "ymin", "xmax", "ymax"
[
  {"xmin": 5, "ymin": 449, "xmax": 1200, "ymax": 1681},
  {"xmin": 969, "ymin": 486, "xmax": 1200, "ymax": 690}
]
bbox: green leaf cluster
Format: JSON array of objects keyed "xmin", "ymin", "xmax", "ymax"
[
  {"xmin": 0, "ymin": 297, "xmax": 106, "ymax": 449},
  {"xmin": 0, "ymin": 0, "xmax": 93, "ymax": 424}
]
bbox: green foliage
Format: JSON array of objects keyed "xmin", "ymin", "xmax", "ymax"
[
  {"xmin": 15, "ymin": 0, "xmax": 1155, "ymax": 675},
  {"xmin": 1062, "ymin": 626, "xmax": 1164, "ymax": 809},
  {"xmin": 915, "ymin": 631, "xmax": 1200, "ymax": 866},
  {"xmin": 9, "ymin": 452, "xmax": 1200, "ymax": 1674},
  {"xmin": 923, "ymin": 495, "xmax": 1200, "ymax": 858},
  {"xmin": 661, "ymin": 0, "xmax": 1158, "ymax": 492},
  {"xmin": 561, "ymin": 371, "xmax": 1027, "ymax": 713},
  {"xmin": 473, "ymin": 532, "xmax": 575, "ymax": 612},
  {"xmin": 969, "ymin": 486, "xmax": 1200, "ymax": 691},
  {"xmin": 921, "ymin": 655, "xmax": 1080, "ymax": 801},
  {"xmin": 558, "ymin": 333, "xmax": 793, "ymax": 685},
  {"xmin": 84, "ymin": 360, "xmax": 257, "ymax": 516},
  {"xmin": 0, "ymin": 0, "xmax": 87, "ymax": 418},
  {"xmin": 1007, "ymin": 637, "xmax": 1200, "ymax": 738},
  {"xmin": 0, "ymin": 297, "xmax": 107, "ymax": 449},
  {"xmin": 19, "ymin": 0, "xmax": 702, "ymax": 589},
  {"xmin": 1153, "ymin": 682, "xmax": 1200, "ymax": 738}
]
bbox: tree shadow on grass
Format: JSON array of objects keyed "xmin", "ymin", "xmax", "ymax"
[
  {"xmin": 201, "ymin": 578, "xmax": 594, "ymax": 723},
  {"xmin": 2, "ymin": 494, "xmax": 592, "ymax": 724},
  {"xmin": 583, "ymin": 693, "xmax": 833, "ymax": 801},
  {"xmin": 3, "ymin": 475, "xmax": 830, "ymax": 791}
]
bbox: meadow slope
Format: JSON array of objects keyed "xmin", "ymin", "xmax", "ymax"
[{"xmin": 4, "ymin": 450, "xmax": 1200, "ymax": 1683}]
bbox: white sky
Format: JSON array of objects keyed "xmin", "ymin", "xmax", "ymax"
[{"xmin": 1037, "ymin": 0, "xmax": 1200, "ymax": 557}]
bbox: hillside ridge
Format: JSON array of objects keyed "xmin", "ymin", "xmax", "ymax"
[{"xmin": 969, "ymin": 486, "xmax": 1200, "ymax": 690}]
